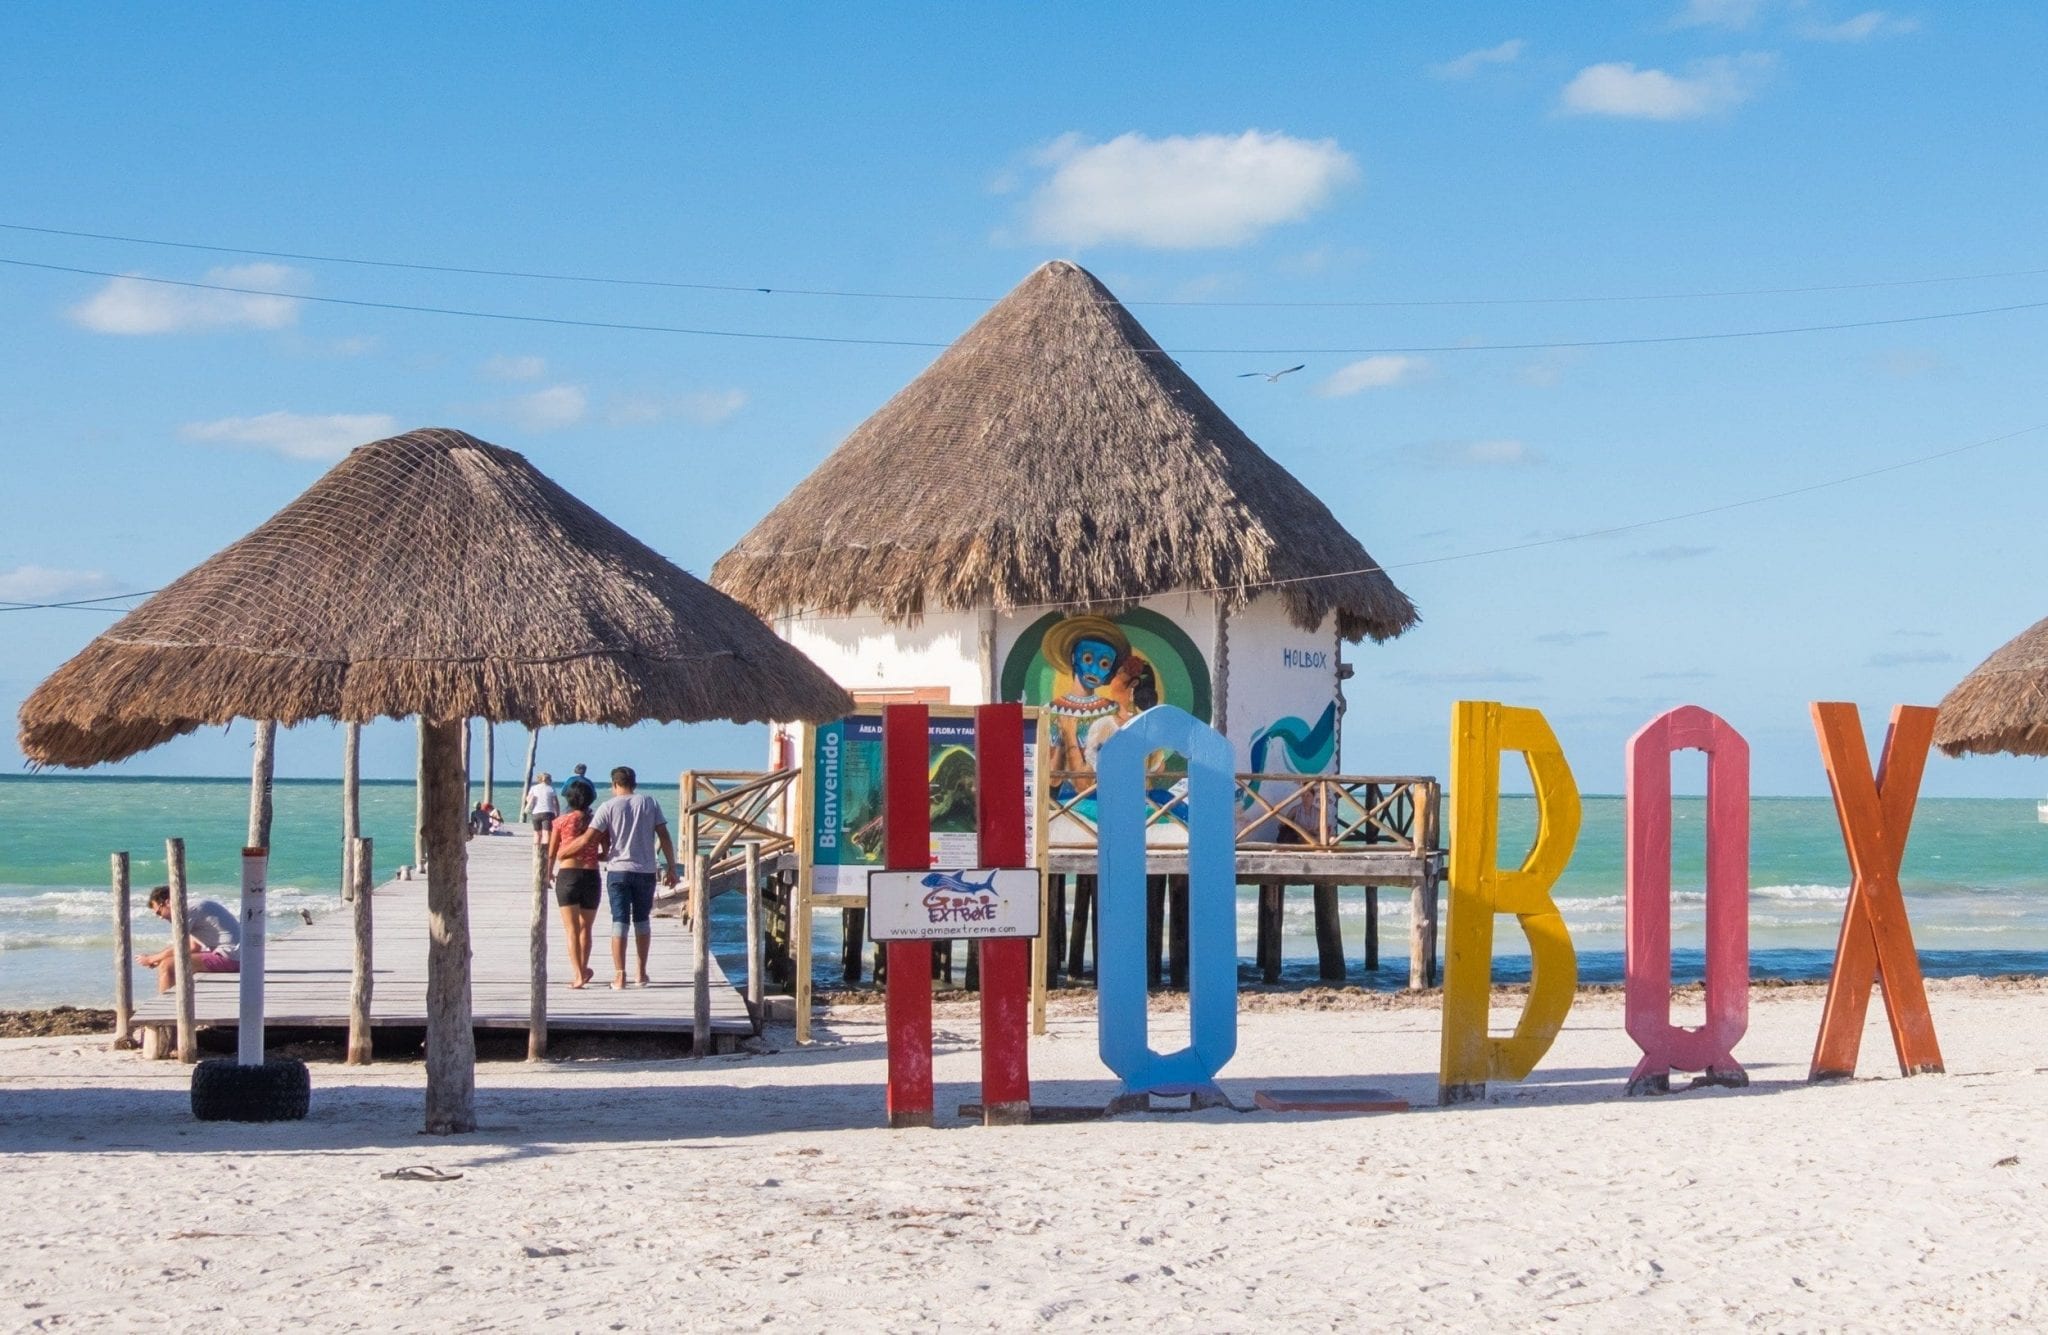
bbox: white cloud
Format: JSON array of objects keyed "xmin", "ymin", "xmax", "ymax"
[
  {"xmin": 68, "ymin": 263, "xmax": 305, "ymax": 335},
  {"xmin": 1802, "ymin": 10, "xmax": 1919, "ymax": 41},
  {"xmin": 1673, "ymin": 0, "xmax": 1767, "ymax": 28},
  {"xmin": 606, "ymin": 388, "xmax": 749, "ymax": 428},
  {"xmin": 1023, "ymin": 130, "xmax": 1359, "ymax": 249},
  {"xmin": 504, "ymin": 384, "xmax": 587, "ymax": 432},
  {"xmin": 1317, "ymin": 355, "xmax": 1430, "ymax": 397},
  {"xmin": 1560, "ymin": 54, "xmax": 1775, "ymax": 120},
  {"xmin": 0, "ymin": 565, "xmax": 116, "ymax": 603},
  {"xmin": 1431, "ymin": 38, "xmax": 1527, "ymax": 79},
  {"xmin": 482, "ymin": 354, "xmax": 547, "ymax": 382},
  {"xmin": 1514, "ymin": 349, "xmax": 1584, "ymax": 387},
  {"xmin": 179, "ymin": 411, "xmax": 399, "ymax": 461},
  {"xmin": 1422, "ymin": 438, "xmax": 1543, "ymax": 468}
]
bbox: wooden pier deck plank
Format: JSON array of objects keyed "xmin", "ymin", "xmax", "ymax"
[{"xmin": 131, "ymin": 833, "xmax": 752, "ymax": 1036}]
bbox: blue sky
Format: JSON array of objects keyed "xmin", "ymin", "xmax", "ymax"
[{"xmin": 3, "ymin": 2, "xmax": 2046, "ymax": 796}]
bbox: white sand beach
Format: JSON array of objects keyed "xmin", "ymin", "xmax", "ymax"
[{"xmin": 2, "ymin": 981, "xmax": 2044, "ymax": 1331}]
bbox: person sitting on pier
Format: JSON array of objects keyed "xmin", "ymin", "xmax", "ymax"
[
  {"xmin": 136, "ymin": 885, "xmax": 241, "ymax": 992},
  {"xmin": 547, "ymin": 777, "xmax": 603, "ymax": 988}
]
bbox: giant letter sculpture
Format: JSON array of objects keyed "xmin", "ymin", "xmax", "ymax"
[
  {"xmin": 1625, "ymin": 706, "xmax": 1750, "ymax": 1095},
  {"xmin": 1809, "ymin": 702, "xmax": 1944, "ymax": 1081},
  {"xmin": 1097, "ymin": 706, "xmax": 1237, "ymax": 1112},
  {"xmin": 1439, "ymin": 701, "xmax": 1581, "ymax": 1106}
]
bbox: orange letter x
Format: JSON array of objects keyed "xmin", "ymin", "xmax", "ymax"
[{"xmin": 1809, "ymin": 702, "xmax": 1944, "ymax": 1081}]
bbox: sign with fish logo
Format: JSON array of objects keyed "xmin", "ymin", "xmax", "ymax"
[{"xmin": 866, "ymin": 867, "xmax": 1042, "ymax": 941}]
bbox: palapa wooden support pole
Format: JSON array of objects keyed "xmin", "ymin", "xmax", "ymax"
[
  {"xmin": 528, "ymin": 835, "xmax": 549, "ymax": 1061},
  {"xmin": 414, "ymin": 717, "xmax": 429, "ymax": 873},
  {"xmin": 692, "ymin": 852, "xmax": 713, "ymax": 1055},
  {"xmin": 247, "ymin": 720, "xmax": 276, "ymax": 850},
  {"xmin": 347, "ymin": 837, "xmax": 373, "ymax": 1065},
  {"xmin": 1256, "ymin": 884, "xmax": 1284, "ymax": 983},
  {"xmin": 165, "ymin": 837, "xmax": 196, "ymax": 1064},
  {"xmin": 882, "ymin": 703, "xmax": 934, "ymax": 1128},
  {"xmin": 110, "ymin": 852, "xmax": 134, "ymax": 1049},
  {"xmin": 1314, "ymin": 885, "xmax": 1346, "ymax": 980},
  {"xmin": 483, "ymin": 722, "xmax": 496, "ymax": 810},
  {"xmin": 237, "ymin": 847, "xmax": 268, "ymax": 1066},
  {"xmin": 522, "ymin": 728, "xmax": 539, "ymax": 802},
  {"xmin": 421, "ymin": 717, "xmax": 477, "ymax": 1135},
  {"xmin": 342, "ymin": 721, "xmax": 361, "ymax": 901},
  {"xmin": 744, "ymin": 841, "xmax": 764, "ymax": 1032},
  {"xmin": 1808, "ymin": 702, "xmax": 1944, "ymax": 1081},
  {"xmin": 976, "ymin": 702, "xmax": 1032, "ymax": 1126}
]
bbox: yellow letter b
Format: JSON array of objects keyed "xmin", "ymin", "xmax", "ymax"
[{"xmin": 1438, "ymin": 701, "xmax": 1581, "ymax": 1106}]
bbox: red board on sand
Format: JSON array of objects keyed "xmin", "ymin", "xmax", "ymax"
[
  {"xmin": 883, "ymin": 705, "xmax": 934, "ymax": 1128},
  {"xmin": 975, "ymin": 703, "xmax": 1032, "ymax": 1126}
]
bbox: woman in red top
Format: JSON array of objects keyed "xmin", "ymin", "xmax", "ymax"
[{"xmin": 548, "ymin": 778, "xmax": 605, "ymax": 988}]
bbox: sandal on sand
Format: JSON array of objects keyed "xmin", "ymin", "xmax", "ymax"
[{"xmin": 380, "ymin": 1166, "xmax": 463, "ymax": 1183}]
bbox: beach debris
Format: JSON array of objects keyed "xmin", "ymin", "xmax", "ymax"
[
  {"xmin": 380, "ymin": 1165, "xmax": 463, "ymax": 1182},
  {"xmin": 1995, "ymin": 1155, "xmax": 2020, "ymax": 1168},
  {"xmin": 522, "ymin": 1244, "xmax": 579, "ymax": 1258}
]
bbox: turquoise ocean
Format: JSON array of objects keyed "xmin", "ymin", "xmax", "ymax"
[{"xmin": 4, "ymin": 774, "xmax": 2047, "ymax": 1007}]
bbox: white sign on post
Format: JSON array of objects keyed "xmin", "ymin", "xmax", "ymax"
[{"xmin": 867, "ymin": 868, "xmax": 1042, "ymax": 942}]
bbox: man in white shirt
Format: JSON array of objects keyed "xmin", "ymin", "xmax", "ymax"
[{"xmin": 522, "ymin": 770, "xmax": 561, "ymax": 852}]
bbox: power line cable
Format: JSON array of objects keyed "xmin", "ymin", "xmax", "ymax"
[
  {"xmin": 6, "ymin": 219, "xmax": 2047, "ymax": 309},
  {"xmin": 22, "ymin": 418, "xmax": 2024, "ymax": 619},
  {"xmin": 7, "ymin": 256, "xmax": 2048, "ymax": 356}
]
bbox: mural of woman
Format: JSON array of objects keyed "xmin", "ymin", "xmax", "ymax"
[{"xmin": 1041, "ymin": 614, "xmax": 1144, "ymax": 772}]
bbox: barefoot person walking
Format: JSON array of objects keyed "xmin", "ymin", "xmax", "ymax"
[
  {"xmin": 547, "ymin": 777, "xmax": 602, "ymax": 988},
  {"xmin": 559, "ymin": 766, "xmax": 680, "ymax": 989},
  {"xmin": 522, "ymin": 769, "xmax": 560, "ymax": 853}
]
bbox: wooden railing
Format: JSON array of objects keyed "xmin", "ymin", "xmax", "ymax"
[{"xmin": 1046, "ymin": 771, "xmax": 1442, "ymax": 855}]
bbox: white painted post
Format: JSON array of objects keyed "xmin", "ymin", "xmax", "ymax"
[
  {"xmin": 111, "ymin": 852, "xmax": 134, "ymax": 1049},
  {"xmin": 238, "ymin": 847, "xmax": 268, "ymax": 1066}
]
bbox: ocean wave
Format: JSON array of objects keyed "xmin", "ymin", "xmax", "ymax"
[
  {"xmin": 1, "ymin": 930, "xmax": 115, "ymax": 952},
  {"xmin": 0, "ymin": 886, "xmax": 342, "ymax": 923}
]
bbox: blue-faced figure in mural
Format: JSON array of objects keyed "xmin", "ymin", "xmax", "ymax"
[{"xmin": 1043, "ymin": 615, "xmax": 1155, "ymax": 771}]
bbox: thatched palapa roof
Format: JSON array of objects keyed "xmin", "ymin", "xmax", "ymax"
[
  {"xmin": 20, "ymin": 427, "xmax": 852, "ymax": 767},
  {"xmin": 1933, "ymin": 615, "xmax": 2048, "ymax": 757},
  {"xmin": 711, "ymin": 260, "xmax": 1419, "ymax": 643}
]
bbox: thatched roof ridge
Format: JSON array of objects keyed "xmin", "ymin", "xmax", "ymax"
[
  {"xmin": 20, "ymin": 427, "xmax": 852, "ymax": 767},
  {"xmin": 1934, "ymin": 615, "xmax": 2048, "ymax": 757},
  {"xmin": 711, "ymin": 260, "xmax": 1418, "ymax": 642}
]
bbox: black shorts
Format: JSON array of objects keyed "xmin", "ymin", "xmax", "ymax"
[
  {"xmin": 554, "ymin": 868, "xmax": 600, "ymax": 911},
  {"xmin": 532, "ymin": 813, "xmax": 555, "ymax": 833}
]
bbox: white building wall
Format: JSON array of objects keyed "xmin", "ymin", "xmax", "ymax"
[
  {"xmin": 1224, "ymin": 596, "xmax": 1342, "ymax": 775},
  {"xmin": 774, "ymin": 607, "xmax": 988, "ymax": 704}
]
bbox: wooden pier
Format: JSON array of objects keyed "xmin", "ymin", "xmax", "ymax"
[{"xmin": 129, "ymin": 831, "xmax": 754, "ymax": 1052}]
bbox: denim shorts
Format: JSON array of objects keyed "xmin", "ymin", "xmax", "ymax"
[{"xmin": 606, "ymin": 870, "xmax": 658, "ymax": 935}]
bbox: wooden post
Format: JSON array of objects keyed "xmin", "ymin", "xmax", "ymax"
[
  {"xmin": 1066, "ymin": 875, "xmax": 1094, "ymax": 980},
  {"xmin": 421, "ymin": 718, "xmax": 476, "ymax": 1135},
  {"xmin": 1409, "ymin": 787, "xmax": 1436, "ymax": 991},
  {"xmin": 347, "ymin": 836, "xmax": 373, "ymax": 1065},
  {"xmin": 692, "ymin": 853, "xmax": 713, "ymax": 1055},
  {"xmin": 342, "ymin": 721, "xmax": 361, "ymax": 901},
  {"xmin": 247, "ymin": 720, "xmax": 276, "ymax": 850},
  {"xmin": 1363, "ymin": 886, "xmax": 1379, "ymax": 971},
  {"xmin": 528, "ymin": 834, "xmax": 548, "ymax": 1061},
  {"xmin": 1314, "ymin": 885, "xmax": 1345, "ymax": 980},
  {"xmin": 1257, "ymin": 883, "xmax": 1283, "ymax": 983},
  {"xmin": 842, "ymin": 908, "xmax": 865, "ymax": 984},
  {"xmin": 165, "ymin": 837, "xmax": 195, "ymax": 1063},
  {"xmin": 415, "ymin": 717, "xmax": 428, "ymax": 872},
  {"xmin": 110, "ymin": 852, "xmax": 134, "ymax": 1049},
  {"xmin": 1145, "ymin": 874, "xmax": 1166, "ymax": 988},
  {"xmin": 1045, "ymin": 878, "xmax": 1066, "ymax": 985},
  {"xmin": 1167, "ymin": 874, "xmax": 1191, "ymax": 990},
  {"xmin": 521, "ymin": 727, "xmax": 539, "ymax": 800},
  {"xmin": 744, "ymin": 841, "xmax": 764, "ymax": 1031},
  {"xmin": 483, "ymin": 722, "xmax": 496, "ymax": 811}
]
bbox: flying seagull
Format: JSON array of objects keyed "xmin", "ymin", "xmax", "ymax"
[{"xmin": 1237, "ymin": 364, "xmax": 1306, "ymax": 382}]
